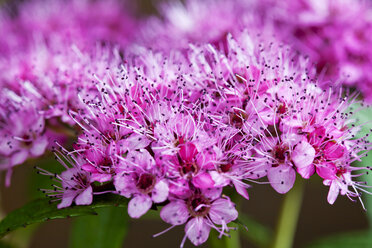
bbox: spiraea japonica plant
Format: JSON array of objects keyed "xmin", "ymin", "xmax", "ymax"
[{"xmin": 0, "ymin": 0, "xmax": 371, "ymax": 248}]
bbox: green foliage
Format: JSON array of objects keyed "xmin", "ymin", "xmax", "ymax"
[
  {"xmin": 70, "ymin": 206, "xmax": 129, "ymax": 248},
  {"xmin": 0, "ymin": 194, "xmax": 128, "ymax": 238},
  {"xmin": 305, "ymin": 230, "xmax": 372, "ymax": 248}
]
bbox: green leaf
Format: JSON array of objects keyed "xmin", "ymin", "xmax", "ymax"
[
  {"xmin": 70, "ymin": 206, "xmax": 129, "ymax": 248},
  {"xmin": 238, "ymin": 213, "xmax": 272, "ymax": 248},
  {"xmin": 0, "ymin": 194, "xmax": 128, "ymax": 238},
  {"xmin": 305, "ymin": 230, "xmax": 372, "ymax": 248}
]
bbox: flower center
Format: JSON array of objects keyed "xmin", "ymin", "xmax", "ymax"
[
  {"xmin": 22, "ymin": 134, "xmax": 33, "ymax": 147},
  {"xmin": 336, "ymin": 167, "xmax": 347, "ymax": 178},
  {"xmin": 273, "ymin": 144, "xmax": 289, "ymax": 164},
  {"xmin": 136, "ymin": 173, "xmax": 156, "ymax": 194},
  {"xmin": 187, "ymin": 194, "xmax": 211, "ymax": 217},
  {"xmin": 181, "ymin": 161, "xmax": 198, "ymax": 176},
  {"xmin": 219, "ymin": 163, "xmax": 233, "ymax": 173},
  {"xmin": 277, "ymin": 102, "xmax": 287, "ymax": 114},
  {"xmin": 229, "ymin": 110, "xmax": 247, "ymax": 128}
]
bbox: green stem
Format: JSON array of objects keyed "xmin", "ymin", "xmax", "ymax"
[
  {"xmin": 271, "ymin": 179, "xmax": 305, "ymax": 248},
  {"xmin": 225, "ymin": 222, "xmax": 241, "ymax": 248}
]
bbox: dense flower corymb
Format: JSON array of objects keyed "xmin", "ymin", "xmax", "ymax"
[
  {"xmin": 42, "ymin": 30, "xmax": 371, "ymax": 247},
  {"xmin": 1, "ymin": 0, "xmax": 371, "ymax": 247}
]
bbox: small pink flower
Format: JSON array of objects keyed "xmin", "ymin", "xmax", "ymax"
[
  {"xmin": 0, "ymin": 105, "xmax": 48, "ymax": 186},
  {"xmin": 114, "ymin": 150, "xmax": 169, "ymax": 218},
  {"xmin": 159, "ymin": 189, "xmax": 238, "ymax": 247},
  {"xmin": 57, "ymin": 168, "xmax": 93, "ymax": 208}
]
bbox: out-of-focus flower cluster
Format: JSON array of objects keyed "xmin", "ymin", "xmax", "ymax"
[{"xmin": 0, "ymin": 0, "xmax": 371, "ymax": 247}]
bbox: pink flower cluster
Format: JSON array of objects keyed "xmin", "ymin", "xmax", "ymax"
[
  {"xmin": 42, "ymin": 32, "xmax": 371, "ymax": 246},
  {"xmin": 1, "ymin": 0, "xmax": 371, "ymax": 247}
]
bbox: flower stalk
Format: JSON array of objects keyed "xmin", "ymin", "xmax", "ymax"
[{"xmin": 271, "ymin": 179, "xmax": 305, "ymax": 248}]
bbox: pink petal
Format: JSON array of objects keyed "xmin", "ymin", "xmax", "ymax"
[
  {"xmin": 297, "ymin": 164, "xmax": 315, "ymax": 179},
  {"xmin": 58, "ymin": 190, "xmax": 75, "ymax": 209},
  {"xmin": 201, "ymin": 187, "xmax": 222, "ymax": 201},
  {"xmin": 168, "ymin": 178, "xmax": 191, "ymax": 197},
  {"xmin": 0, "ymin": 136, "xmax": 14, "ymax": 156},
  {"xmin": 160, "ymin": 200, "xmax": 189, "ymax": 225},
  {"xmin": 29, "ymin": 136, "xmax": 48, "ymax": 157},
  {"xmin": 127, "ymin": 150, "xmax": 155, "ymax": 171},
  {"xmin": 281, "ymin": 116, "xmax": 302, "ymax": 129},
  {"xmin": 324, "ymin": 142, "xmax": 345, "ymax": 160},
  {"xmin": 81, "ymin": 164, "xmax": 99, "ymax": 173},
  {"xmin": 175, "ymin": 115, "xmax": 195, "ymax": 140},
  {"xmin": 292, "ymin": 141, "xmax": 315, "ymax": 169},
  {"xmin": 185, "ymin": 217, "xmax": 211, "ymax": 246},
  {"xmin": 281, "ymin": 132, "xmax": 302, "ymax": 147},
  {"xmin": 327, "ymin": 181, "xmax": 340, "ymax": 205},
  {"xmin": 209, "ymin": 198, "xmax": 238, "ymax": 224},
  {"xmin": 192, "ymin": 172, "xmax": 214, "ymax": 189},
  {"xmin": 75, "ymin": 186, "xmax": 93, "ymax": 206},
  {"xmin": 60, "ymin": 168, "xmax": 78, "ymax": 187},
  {"xmin": 91, "ymin": 173, "xmax": 112, "ymax": 183},
  {"xmin": 119, "ymin": 134, "xmax": 151, "ymax": 150},
  {"xmin": 179, "ymin": 142, "xmax": 198, "ymax": 161},
  {"xmin": 10, "ymin": 150, "xmax": 28, "ymax": 166},
  {"xmin": 209, "ymin": 171, "xmax": 230, "ymax": 187},
  {"xmin": 114, "ymin": 174, "xmax": 136, "ymax": 198},
  {"xmin": 308, "ymin": 126, "xmax": 325, "ymax": 146},
  {"xmin": 152, "ymin": 180, "xmax": 169, "ymax": 203},
  {"xmin": 316, "ymin": 162, "xmax": 338, "ymax": 180},
  {"xmin": 233, "ymin": 181, "xmax": 249, "ymax": 200},
  {"xmin": 267, "ymin": 164, "xmax": 296, "ymax": 194},
  {"xmin": 128, "ymin": 194, "xmax": 152, "ymax": 218},
  {"xmin": 196, "ymin": 151, "xmax": 215, "ymax": 170},
  {"xmin": 259, "ymin": 108, "xmax": 275, "ymax": 125}
]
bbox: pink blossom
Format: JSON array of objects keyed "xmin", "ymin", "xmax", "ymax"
[
  {"xmin": 37, "ymin": 150, "xmax": 93, "ymax": 209},
  {"xmin": 114, "ymin": 150, "xmax": 169, "ymax": 218},
  {"xmin": 159, "ymin": 189, "xmax": 238, "ymax": 247},
  {"xmin": 0, "ymin": 103, "xmax": 48, "ymax": 186}
]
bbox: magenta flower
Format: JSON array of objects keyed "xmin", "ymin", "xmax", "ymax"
[
  {"xmin": 37, "ymin": 149, "xmax": 93, "ymax": 209},
  {"xmin": 114, "ymin": 150, "xmax": 169, "ymax": 218},
  {"xmin": 0, "ymin": 103, "xmax": 48, "ymax": 186},
  {"xmin": 57, "ymin": 167, "xmax": 93, "ymax": 209},
  {"xmin": 159, "ymin": 189, "xmax": 238, "ymax": 247}
]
